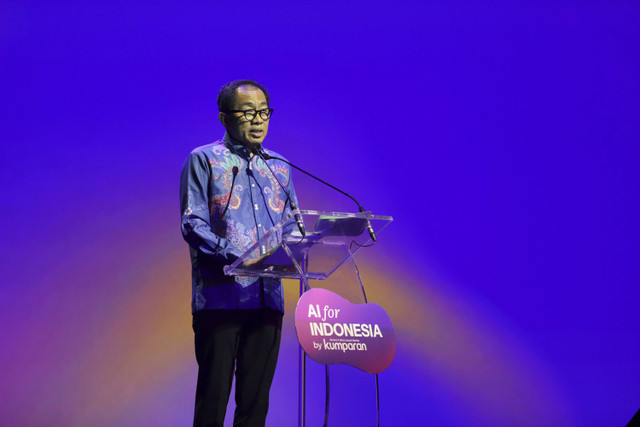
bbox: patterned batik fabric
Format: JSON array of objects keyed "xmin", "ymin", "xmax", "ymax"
[{"xmin": 180, "ymin": 132, "xmax": 299, "ymax": 312}]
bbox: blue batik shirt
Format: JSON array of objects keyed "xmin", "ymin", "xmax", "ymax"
[{"xmin": 180, "ymin": 132, "xmax": 298, "ymax": 313}]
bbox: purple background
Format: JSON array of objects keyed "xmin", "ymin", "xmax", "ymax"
[{"xmin": 1, "ymin": 1, "xmax": 639, "ymax": 425}]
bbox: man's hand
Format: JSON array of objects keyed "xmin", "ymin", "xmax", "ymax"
[{"xmin": 241, "ymin": 254, "xmax": 269, "ymax": 267}]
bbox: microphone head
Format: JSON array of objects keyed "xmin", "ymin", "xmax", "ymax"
[
  {"xmin": 254, "ymin": 145, "xmax": 272, "ymax": 160},
  {"xmin": 250, "ymin": 143, "xmax": 263, "ymax": 155}
]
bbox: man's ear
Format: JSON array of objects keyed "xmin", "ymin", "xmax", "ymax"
[{"xmin": 218, "ymin": 111, "xmax": 226, "ymax": 127}]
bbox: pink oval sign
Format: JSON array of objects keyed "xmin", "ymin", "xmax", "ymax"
[{"xmin": 294, "ymin": 288, "xmax": 396, "ymax": 374}]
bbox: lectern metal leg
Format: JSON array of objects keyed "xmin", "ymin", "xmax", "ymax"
[
  {"xmin": 298, "ymin": 345, "xmax": 306, "ymax": 427},
  {"xmin": 348, "ymin": 246, "xmax": 381, "ymax": 426},
  {"xmin": 298, "ymin": 257, "xmax": 308, "ymax": 427},
  {"xmin": 292, "ymin": 250, "xmax": 311, "ymax": 427}
]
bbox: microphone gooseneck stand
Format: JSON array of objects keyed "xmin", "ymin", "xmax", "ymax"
[
  {"xmin": 259, "ymin": 150, "xmax": 376, "ymax": 243},
  {"xmin": 253, "ymin": 147, "xmax": 305, "ymax": 237},
  {"xmin": 221, "ymin": 166, "xmax": 239, "ymax": 218}
]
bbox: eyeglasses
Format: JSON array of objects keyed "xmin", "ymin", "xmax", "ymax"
[{"xmin": 224, "ymin": 108, "xmax": 274, "ymax": 121}]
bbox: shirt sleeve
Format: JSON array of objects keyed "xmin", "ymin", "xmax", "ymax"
[{"xmin": 179, "ymin": 151, "xmax": 242, "ymax": 262}]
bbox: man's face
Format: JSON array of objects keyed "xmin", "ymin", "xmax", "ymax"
[{"xmin": 220, "ymin": 85, "xmax": 269, "ymax": 150}]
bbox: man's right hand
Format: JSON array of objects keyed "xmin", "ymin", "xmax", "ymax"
[{"xmin": 241, "ymin": 254, "xmax": 269, "ymax": 267}]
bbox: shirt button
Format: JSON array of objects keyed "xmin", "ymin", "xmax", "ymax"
[
  {"xmin": 254, "ymin": 204, "xmax": 259, "ymax": 210},
  {"xmin": 258, "ymin": 224, "xmax": 262, "ymax": 228},
  {"xmin": 251, "ymin": 184, "xmax": 255, "ymax": 188}
]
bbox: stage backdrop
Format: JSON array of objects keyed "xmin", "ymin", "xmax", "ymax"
[{"xmin": 1, "ymin": 1, "xmax": 639, "ymax": 426}]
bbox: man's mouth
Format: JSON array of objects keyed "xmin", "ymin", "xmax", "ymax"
[{"xmin": 249, "ymin": 129, "xmax": 263, "ymax": 138}]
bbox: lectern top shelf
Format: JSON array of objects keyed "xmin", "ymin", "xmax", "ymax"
[{"xmin": 223, "ymin": 210, "xmax": 393, "ymax": 280}]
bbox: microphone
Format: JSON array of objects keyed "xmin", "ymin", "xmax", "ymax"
[
  {"xmin": 221, "ymin": 166, "xmax": 239, "ymax": 218},
  {"xmin": 252, "ymin": 145, "xmax": 306, "ymax": 237},
  {"xmin": 259, "ymin": 148, "xmax": 376, "ymax": 243},
  {"xmin": 365, "ymin": 216, "xmax": 377, "ymax": 243}
]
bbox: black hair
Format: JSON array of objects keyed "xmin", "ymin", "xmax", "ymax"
[{"xmin": 217, "ymin": 79, "xmax": 270, "ymax": 112}]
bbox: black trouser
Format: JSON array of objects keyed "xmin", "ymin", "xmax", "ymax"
[{"xmin": 192, "ymin": 309, "xmax": 283, "ymax": 427}]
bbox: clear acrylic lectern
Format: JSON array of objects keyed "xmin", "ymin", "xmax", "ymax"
[{"xmin": 224, "ymin": 209, "xmax": 393, "ymax": 427}]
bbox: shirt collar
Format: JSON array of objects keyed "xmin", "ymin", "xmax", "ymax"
[{"xmin": 223, "ymin": 132, "xmax": 253, "ymax": 158}]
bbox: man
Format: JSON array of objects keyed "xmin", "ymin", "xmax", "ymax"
[{"xmin": 180, "ymin": 80, "xmax": 298, "ymax": 427}]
